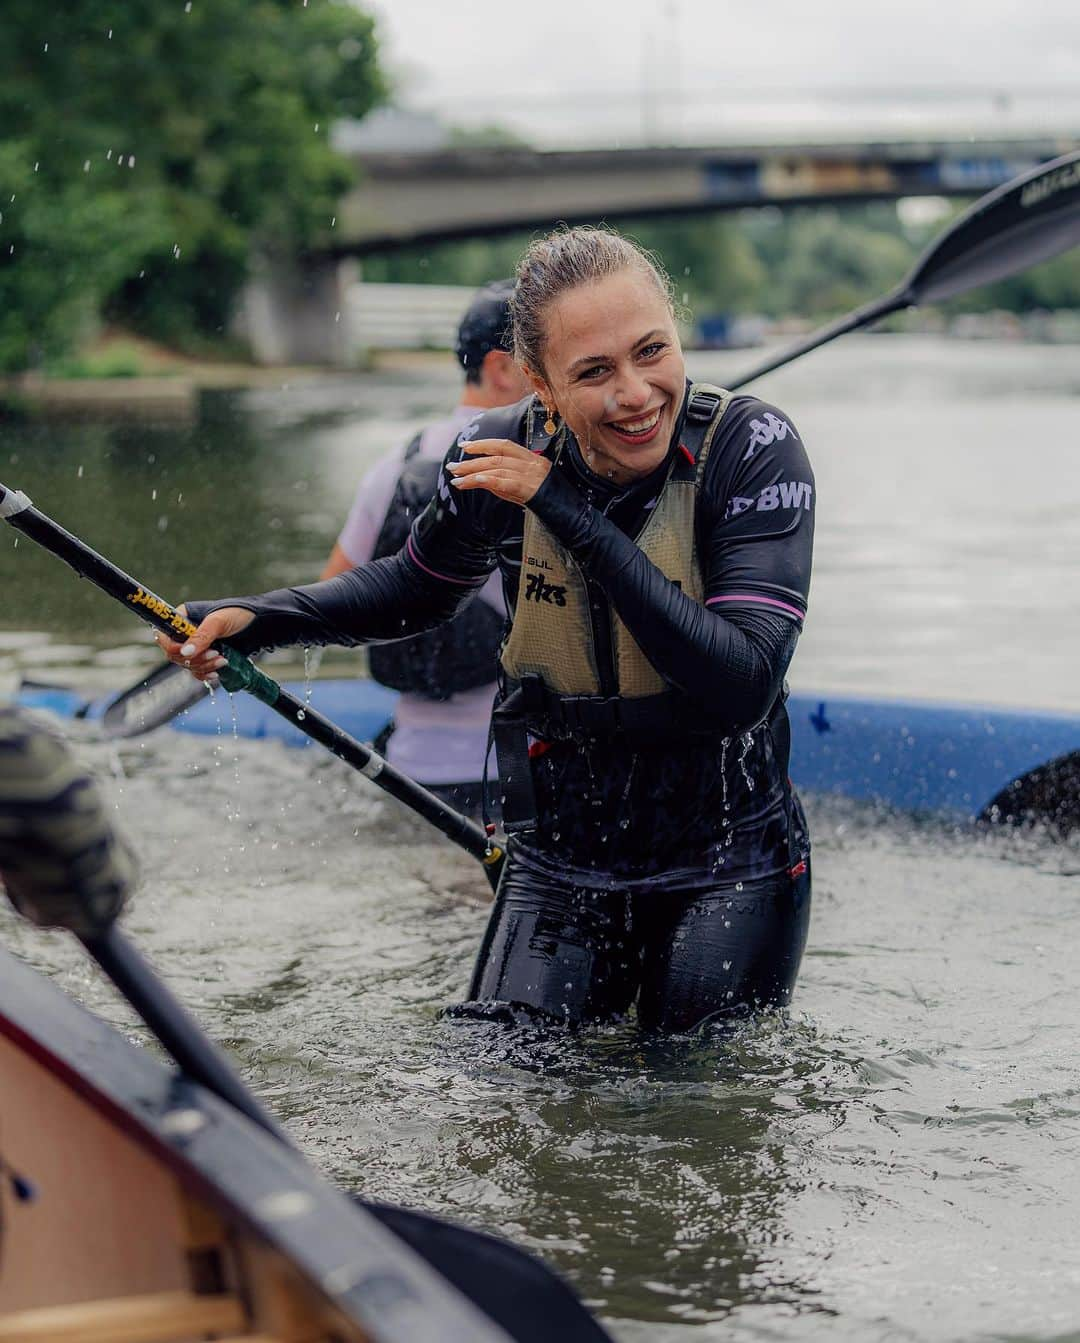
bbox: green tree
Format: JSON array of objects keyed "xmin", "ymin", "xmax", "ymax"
[
  {"xmin": 348, "ymin": 192, "xmax": 1080, "ymax": 329},
  {"xmin": 619, "ymin": 214, "xmax": 766, "ymax": 316},
  {"xmin": 0, "ymin": 0, "xmax": 385, "ymax": 370},
  {"xmin": 738, "ymin": 205, "xmax": 916, "ymax": 319}
]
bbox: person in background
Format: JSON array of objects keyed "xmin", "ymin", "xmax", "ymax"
[{"xmin": 320, "ymin": 280, "xmax": 532, "ymax": 814}]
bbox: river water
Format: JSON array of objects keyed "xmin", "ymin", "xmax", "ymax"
[{"xmin": 2, "ymin": 335, "xmax": 1080, "ymax": 1341}]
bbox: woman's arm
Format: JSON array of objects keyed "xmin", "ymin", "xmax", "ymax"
[
  {"xmin": 157, "ymin": 548, "xmax": 490, "ymax": 676},
  {"xmin": 158, "ymin": 449, "xmax": 513, "ymax": 676},
  {"xmin": 184, "ymin": 550, "xmax": 487, "ymax": 653}
]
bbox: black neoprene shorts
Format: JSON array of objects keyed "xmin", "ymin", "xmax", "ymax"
[{"xmin": 450, "ymin": 843, "xmax": 811, "ymax": 1033}]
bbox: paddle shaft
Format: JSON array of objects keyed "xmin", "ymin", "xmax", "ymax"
[
  {"xmin": 726, "ymin": 291, "xmax": 908, "ymax": 389},
  {"xmin": 0, "ymin": 485, "xmax": 504, "ymax": 886},
  {"xmin": 83, "ymin": 924, "xmax": 291, "ymax": 1142}
]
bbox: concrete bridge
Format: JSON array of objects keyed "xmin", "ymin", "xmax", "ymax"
[
  {"xmin": 335, "ymin": 135, "xmax": 1080, "ymax": 255},
  {"xmin": 241, "ymin": 135, "xmax": 1080, "ymax": 364}
]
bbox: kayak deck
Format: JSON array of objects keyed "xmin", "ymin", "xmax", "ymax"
[
  {"xmin": 785, "ymin": 691, "xmax": 1080, "ymax": 824},
  {"xmin": 14, "ymin": 677, "xmax": 1080, "ymax": 827}
]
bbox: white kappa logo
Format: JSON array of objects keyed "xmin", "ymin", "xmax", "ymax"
[{"xmin": 744, "ymin": 412, "xmax": 797, "ymax": 461}]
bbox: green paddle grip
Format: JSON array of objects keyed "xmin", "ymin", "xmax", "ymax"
[{"xmin": 216, "ymin": 646, "xmax": 280, "ymax": 706}]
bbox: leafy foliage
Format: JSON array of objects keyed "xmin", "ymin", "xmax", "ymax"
[
  {"xmin": 361, "ymin": 198, "xmax": 1080, "ymax": 328},
  {"xmin": 0, "ymin": 0, "xmax": 385, "ymax": 369}
]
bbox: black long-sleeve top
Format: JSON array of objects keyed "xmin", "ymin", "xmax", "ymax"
[{"xmin": 189, "ymin": 387, "xmax": 815, "ymax": 882}]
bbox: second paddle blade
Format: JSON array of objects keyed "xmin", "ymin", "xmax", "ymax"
[{"xmin": 100, "ymin": 660, "xmax": 209, "ymax": 738}]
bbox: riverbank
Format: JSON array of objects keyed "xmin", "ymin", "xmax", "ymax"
[
  {"xmin": 0, "ymin": 351, "xmax": 456, "ymax": 420},
  {"xmin": 0, "ymin": 330, "xmax": 383, "ymax": 420},
  {"xmin": 6, "ymin": 310, "xmax": 1079, "ymax": 421}
]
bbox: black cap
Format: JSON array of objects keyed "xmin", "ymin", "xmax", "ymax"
[{"xmin": 455, "ymin": 279, "xmax": 515, "ymax": 374}]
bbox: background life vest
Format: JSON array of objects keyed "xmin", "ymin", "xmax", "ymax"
[{"xmin": 368, "ymin": 434, "xmax": 505, "ymax": 699}]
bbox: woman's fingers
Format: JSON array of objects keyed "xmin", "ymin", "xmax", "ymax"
[
  {"xmin": 449, "ymin": 468, "xmax": 511, "ymax": 491},
  {"xmin": 459, "ymin": 438, "xmax": 532, "ymax": 460},
  {"xmin": 446, "ymin": 438, "xmax": 551, "ymax": 506},
  {"xmin": 154, "ymin": 605, "xmax": 256, "ymax": 678},
  {"xmin": 446, "ymin": 454, "xmax": 502, "ymax": 478}
]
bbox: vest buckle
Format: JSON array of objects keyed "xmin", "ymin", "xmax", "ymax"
[{"xmin": 685, "ymin": 391, "xmax": 721, "ymax": 424}]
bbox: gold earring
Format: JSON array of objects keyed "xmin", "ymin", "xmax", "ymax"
[{"xmin": 543, "ymin": 408, "xmax": 557, "ymax": 436}]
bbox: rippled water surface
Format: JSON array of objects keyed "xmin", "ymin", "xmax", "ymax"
[{"xmin": 2, "ymin": 336, "xmax": 1080, "ymax": 1340}]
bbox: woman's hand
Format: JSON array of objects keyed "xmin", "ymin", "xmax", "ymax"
[
  {"xmin": 446, "ymin": 439, "xmax": 551, "ymax": 506},
  {"xmin": 155, "ymin": 605, "xmax": 256, "ymax": 683}
]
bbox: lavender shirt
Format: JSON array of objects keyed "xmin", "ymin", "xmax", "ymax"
[{"xmin": 337, "ymin": 405, "xmax": 501, "ymax": 785}]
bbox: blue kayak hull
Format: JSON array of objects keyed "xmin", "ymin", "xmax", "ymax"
[
  {"xmin": 16, "ymin": 679, "xmax": 1079, "ymax": 824},
  {"xmin": 785, "ymin": 693, "xmax": 1079, "ymax": 822}
]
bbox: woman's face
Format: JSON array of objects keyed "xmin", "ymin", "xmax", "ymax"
[{"xmin": 530, "ymin": 268, "xmax": 686, "ymax": 484}]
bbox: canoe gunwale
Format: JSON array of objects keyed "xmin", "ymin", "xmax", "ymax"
[{"xmin": 0, "ymin": 944, "xmax": 514, "ymax": 1343}]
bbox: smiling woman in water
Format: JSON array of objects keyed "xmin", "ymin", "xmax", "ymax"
[{"xmin": 160, "ymin": 226, "xmax": 815, "ymax": 1033}]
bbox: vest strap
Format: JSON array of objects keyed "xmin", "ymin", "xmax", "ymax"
[
  {"xmin": 685, "ymin": 388, "xmax": 725, "ymax": 425},
  {"xmin": 508, "ymin": 675, "xmax": 730, "ymax": 745},
  {"xmin": 491, "ymin": 686, "xmax": 540, "ymax": 833}
]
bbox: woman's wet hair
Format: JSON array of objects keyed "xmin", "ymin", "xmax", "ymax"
[{"xmin": 510, "ymin": 226, "xmax": 676, "ymax": 374}]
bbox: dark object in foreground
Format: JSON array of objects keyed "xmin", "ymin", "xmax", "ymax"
[{"xmin": 0, "ymin": 707, "xmax": 611, "ymax": 1342}]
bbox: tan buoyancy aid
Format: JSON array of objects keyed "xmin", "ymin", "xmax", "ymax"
[{"xmin": 501, "ymin": 384, "xmax": 733, "ymax": 700}]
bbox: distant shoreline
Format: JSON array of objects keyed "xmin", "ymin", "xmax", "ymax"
[
  {"xmin": 3, "ymin": 314, "xmax": 1078, "ymax": 420},
  {"xmin": 0, "ymin": 351, "xmax": 413, "ymax": 421}
]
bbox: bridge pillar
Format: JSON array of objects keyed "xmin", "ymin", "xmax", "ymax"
[{"xmin": 235, "ymin": 255, "xmax": 357, "ymax": 367}]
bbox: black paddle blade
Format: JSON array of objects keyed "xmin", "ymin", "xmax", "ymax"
[
  {"xmin": 101, "ymin": 659, "xmax": 208, "ymax": 738},
  {"xmin": 365, "ymin": 1202, "xmax": 614, "ymax": 1343},
  {"xmin": 729, "ymin": 150, "xmax": 1080, "ymax": 389},
  {"xmin": 905, "ymin": 149, "xmax": 1080, "ymax": 306}
]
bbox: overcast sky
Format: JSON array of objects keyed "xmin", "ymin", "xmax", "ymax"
[{"xmin": 366, "ymin": 0, "xmax": 1080, "ymax": 147}]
